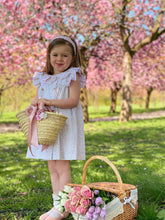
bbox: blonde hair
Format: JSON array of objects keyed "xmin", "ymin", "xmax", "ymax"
[{"xmin": 43, "ymin": 36, "xmax": 82, "ymax": 75}]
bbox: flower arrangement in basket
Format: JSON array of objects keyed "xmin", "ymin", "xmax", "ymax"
[
  {"xmin": 56, "ymin": 185, "xmax": 115, "ymax": 220},
  {"xmin": 56, "ymin": 156, "xmax": 138, "ymax": 220},
  {"xmin": 16, "ymin": 106, "xmax": 67, "ymax": 150}
]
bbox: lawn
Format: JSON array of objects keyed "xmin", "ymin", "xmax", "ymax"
[
  {"xmin": 0, "ymin": 113, "xmax": 165, "ymax": 219},
  {"xmin": 0, "ymin": 103, "xmax": 165, "ymax": 123}
]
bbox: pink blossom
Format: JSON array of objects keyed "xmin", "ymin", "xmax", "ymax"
[
  {"xmin": 68, "ymin": 191, "xmax": 77, "ymax": 199},
  {"xmin": 73, "ymin": 186, "xmax": 82, "ymax": 191},
  {"xmin": 76, "ymin": 205, "xmax": 87, "ymax": 215},
  {"xmin": 80, "ymin": 198, "xmax": 91, "ymax": 208},
  {"xmin": 36, "ymin": 115, "xmax": 41, "ymax": 121},
  {"xmin": 81, "ymin": 186, "xmax": 93, "ymax": 199},
  {"xmin": 70, "ymin": 204, "xmax": 77, "ymax": 213},
  {"xmin": 64, "ymin": 200, "xmax": 71, "ymax": 212},
  {"xmin": 71, "ymin": 195, "xmax": 80, "ymax": 206}
]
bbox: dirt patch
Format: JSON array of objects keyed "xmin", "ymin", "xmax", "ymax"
[
  {"xmin": 89, "ymin": 110, "xmax": 165, "ymax": 121},
  {"xmin": 0, "ymin": 123, "xmax": 21, "ymax": 133},
  {"xmin": 0, "ymin": 110, "xmax": 165, "ymax": 133}
]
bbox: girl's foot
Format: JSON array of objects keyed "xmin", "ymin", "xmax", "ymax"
[{"xmin": 39, "ymin": 207, "xmax": 69, "ymax": 220}]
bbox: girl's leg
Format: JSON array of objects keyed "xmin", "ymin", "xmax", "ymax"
[
  {"xmin": 48, "ymin": 160, "xmax": 71, "ymax": 194},
  {"xmin": 40, "ymin": 160, "xmax": 71, "ymax": 220}
]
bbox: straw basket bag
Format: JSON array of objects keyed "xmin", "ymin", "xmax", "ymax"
[
  {"xmin": 67, "ymin": 155, "xmax": 138, "ymax": 220},
  {"xmin": 16, "ymin": 110, "xmax": 67, "ymax": 145}
]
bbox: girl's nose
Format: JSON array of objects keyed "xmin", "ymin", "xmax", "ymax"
[{"xmin": 57, "ymin": 55, "xmax": 63, "ymax": 60}]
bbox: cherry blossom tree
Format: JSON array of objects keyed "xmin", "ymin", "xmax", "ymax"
[
  {"xmin": 0, "ymin": 0, "xmax": 112, "ymax": 121},
  {"xmin": 87, "ymin": 39, "xmax": 123, "ymax": 113},
  {"xmin": 86, "ymin": 1, "xmax": 165, "ymax": 118},
  {"xmin": 107, "ymin": 0, "xmax": 165, "ymax": 121},
  {"xmin": 1, "ymin": 0, "xmax": 165, "ymax": 122},
  {"xmin": 132, "ymin": 38, "xmax": 165, "ymax": 109}
]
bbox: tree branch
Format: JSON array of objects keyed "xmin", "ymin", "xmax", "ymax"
[
  {"xmin": 131, "ymin": 1, "xmax": 165, "ymax": 55},
  {"xmin": 118, "ymin": 0, "xmax": 132, "ymax": 52}
]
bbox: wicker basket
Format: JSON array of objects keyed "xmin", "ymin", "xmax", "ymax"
[
  {"xmin": 16, "ymin": 110, "xmax": 67, "ymax": 145},
  {"xmin": 67, "ymin": 155, "xmax": 138, "ymax": 220}
]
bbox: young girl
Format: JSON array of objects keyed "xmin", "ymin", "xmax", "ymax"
[{"xmin": 27, "ymin": 35, "xmax": 86, "ymax": 220}]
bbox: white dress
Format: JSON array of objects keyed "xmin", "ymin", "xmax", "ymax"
[{"xmin": 26, "ymin": 67, "xmax": 86, "ymax": 160}]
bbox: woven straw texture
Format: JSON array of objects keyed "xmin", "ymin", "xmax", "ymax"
[
  {"xmin": 67, "ymin": 155, "xmax": 138, "ymax": 220},
  {"xmin": 16, "ymin": 110, "xmax": 67, "ymax": 145}
]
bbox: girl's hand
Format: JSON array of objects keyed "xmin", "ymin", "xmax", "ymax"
[
  {"xmin": 44, "ymin": 105, "xmax": 53, "ymax": 112},
  {"xmin": 31, "ymin": 99, "xmax": 38, "ymax": 106},
  {"xmin": 37, "ymin": 98, "xmax": 47, "ymax": 109}
]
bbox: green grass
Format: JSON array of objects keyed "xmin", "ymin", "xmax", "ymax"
[
  {"xmin": 0, "ymin": 116, "xmax": 165, "ymax": 219},
  {"xmin": 0, "ymin": 112, "xmax": 18, "ymax": 124},
  {"xmin": 88, "ymin": 104, "xmax": 165, "ymax": 119},
  {"xmin": 0, "ymin": 103, "xmax": 165, "ymax": 123}
]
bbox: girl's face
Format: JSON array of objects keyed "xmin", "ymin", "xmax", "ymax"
[{"xmin": 50, "ymin": 44, "xmax": 74, "ymax": 75}]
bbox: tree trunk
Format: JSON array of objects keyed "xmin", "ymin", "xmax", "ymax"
[
  {"xmin": 0, "ymin": 88, "xmax": 3, "ymax": 106},
  {"xmin": 80, "ymin": 87, "xmax": 88, "ymax": 122},
  {"xmin": 145, "ymin": 87, "xmax": 153, "ymax": 109},
  {"xmin": 119, "ymin": 51, "xmax": 132, "ymax": 122},
  {"xmin": 110, "ymin": 82, "xmax": 121, "ymax": 113},
  {"xmin": 80, "ymin": 46, "xmax": 89, "ymax": 122}
]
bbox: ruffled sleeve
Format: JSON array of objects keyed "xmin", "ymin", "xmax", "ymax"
[
  {"xmin": 66, "ymin": 67, "xmax": 86, "ymax": 88},
  {"xmin": 33, "ymin": 72, "xmax": 44, "ymax": 87}
]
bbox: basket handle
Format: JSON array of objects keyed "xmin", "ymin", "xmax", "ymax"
[{"xmin": 82, "ymin": 155, "xmax": 126, "ymax": 197}]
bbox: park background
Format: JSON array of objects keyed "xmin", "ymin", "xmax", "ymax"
[{"xmin": 0, "ymin": 0, "xmax": 165, "ymax": 220}]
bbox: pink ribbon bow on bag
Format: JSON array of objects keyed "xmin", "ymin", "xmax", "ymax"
[
  {"xmin": 26, "ymin": 105, "xmax": 39, "ymax": 156},
  {"xmin": 25, "ymin": 105, "xmax": 52, "ymax": 155}
]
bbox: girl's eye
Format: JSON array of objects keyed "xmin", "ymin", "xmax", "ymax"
[{"xmin": 63, "ymin": 55, "xmax": 68, "ymax": 57}]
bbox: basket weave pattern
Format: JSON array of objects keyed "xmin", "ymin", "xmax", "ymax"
[
  {"xmin": 16, "ymin": 110, "xmax": 67, "ymax": 145},
  {"xmin": 67, "ymin": 156, "xmax": 138, "ymax": 220}
]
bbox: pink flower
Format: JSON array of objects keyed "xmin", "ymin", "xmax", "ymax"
[
  {"xmin": 76, "ymin": 205, "xmax": 88, "ymax": 215},
  {"xmin": 80, "ymin": 198, "xmax": 91, "ymax": 208},
  {"xmin": 36, "ymin": 109, "xmax": 44, "ymax": 121},
  {"xmin": 68, "ymin": 191, "xmax": 77, "ymax": 199},
  {"xmin": 71, "ymin": 195, "xmax": 80, "ymax": 206},
  {"xmin": 64, "ymin": 200, "xmax": 71, "ymax": 212},
  {"xmin": 81, "ymin": 186, "xmax": 93, "ymax": 199},
  {"xmin": 74, "ymin": 186, "xmax": 82, "ymax": 191},
  {"xmin": 70, "ymin": 204, "xmax": 77, "ymax": 213},
  {"xmin": 36, "ymin": 114, "xmax": 41, "ymax": 121}
]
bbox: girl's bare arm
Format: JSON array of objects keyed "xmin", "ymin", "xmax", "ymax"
[{"xmin": 37, "ymin": 74, "xmax": 81, "ymax": 109}]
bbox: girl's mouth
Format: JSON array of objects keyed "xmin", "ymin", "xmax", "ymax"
[{"xmin": 56, "ymin": 63, "xmax": 63, "ymax": 66}]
